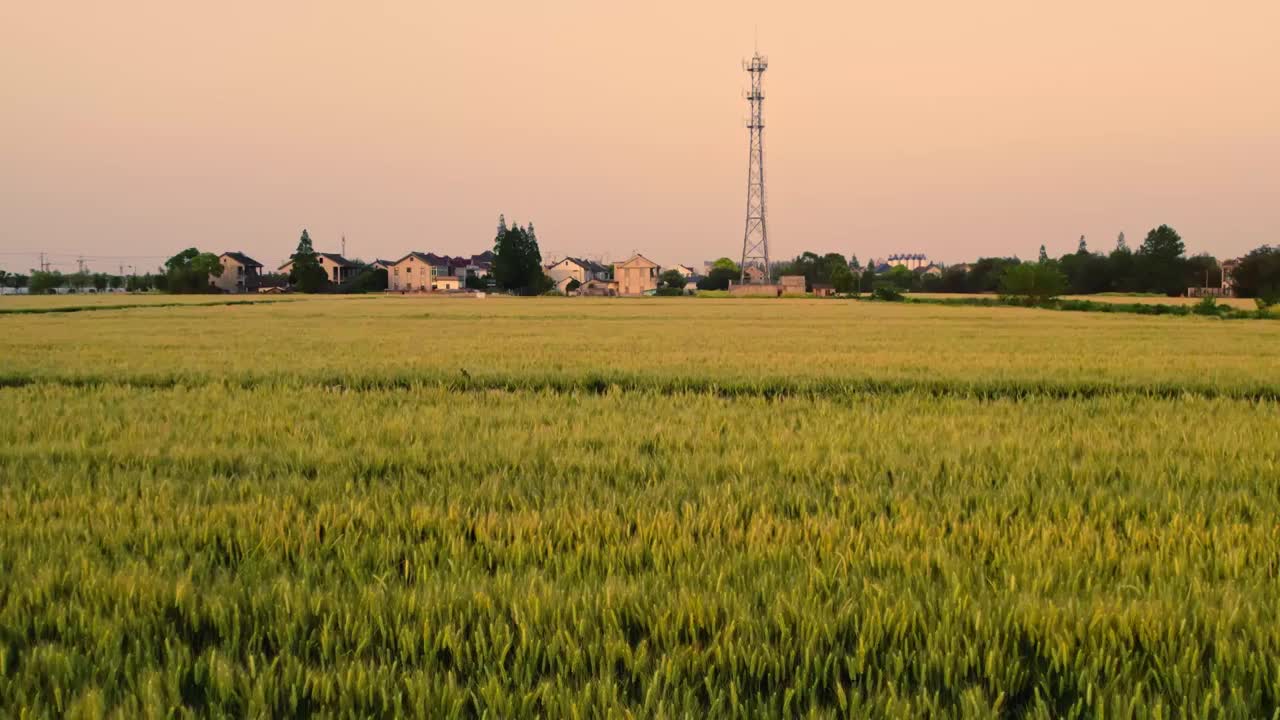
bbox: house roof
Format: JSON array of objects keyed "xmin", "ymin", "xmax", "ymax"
[
  {"xmin": 221, "ymin": 251, "xmax": 262, "ymax": 267},
  {"xmin": 392, "ymin": 251, "xmax": 434, "ymax": 265},
  {"xmin": 615, "ymin": 254, "xmax": 659, "ymax": 268},
  {"xmin": 318, "ymin": 253, "xmax": 358, "ymax": 267}
]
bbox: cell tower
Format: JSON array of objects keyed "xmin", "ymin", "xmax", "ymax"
[{"xmin": 739, "ymin": 50, "xmax": 770, "ymax": 284}]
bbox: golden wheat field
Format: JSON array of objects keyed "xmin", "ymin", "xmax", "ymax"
[{"xmin": 1, "ymin": 295, "xmax": 1278, "ymax": 718}]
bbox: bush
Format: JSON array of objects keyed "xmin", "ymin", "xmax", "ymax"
[
  {"xmin": 872, "ymin": 286, "xmax": 904, "ymax": 302},
  {"xmin": 654, "ymin": 287, "xmax": 684, "ymax": 297},
  {"xmin": 1193, "ymin": 296, "xmax": 1222, "ymax": 317},
  {"xmin": 999, "ymin": 262, "xmax": 1067, "ymax": 305}
]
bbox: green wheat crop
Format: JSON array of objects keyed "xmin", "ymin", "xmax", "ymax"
[{"xmin": 1, "ymin": 296, "xmax": 1277, "ymax": 718}]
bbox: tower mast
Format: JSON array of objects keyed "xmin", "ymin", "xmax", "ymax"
[{"xmin": 739, "ymin": 50, "xmax": 770, "ymax": 284}]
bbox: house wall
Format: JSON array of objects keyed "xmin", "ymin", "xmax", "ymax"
[
  {"xmin": 779, "ymin": 275, "xmax": 806, "ymax": 294},
  {"xmin": 547, "ymin": 260, "xmax": 586, "ymax": 286},
  {"xmin": 614, "ymin": 261, "xmax": 658, "ymax": 296},
  {"xmin": 279, "ymin": 256, "xmax": 353, "ymax": 285},
  {"xmin": 390, "ymin": 256, "xmax": 432, "ymax": 292},
  {"xmin": 211, "ymin": 257, "xmax": 258, "ymax": 293},
  {"xmin": 729, "ymin": 283, "xmax": 782, "ymax": 297}
]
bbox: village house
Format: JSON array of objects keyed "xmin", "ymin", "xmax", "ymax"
[
  {"xmin": 613, "ymin": 254, "xmax": 660, "ymax": 296},
  {"xmin": 278, "ymin": 253, "xmax": 359, "ymax": 285},
  {"xmin": 388, "ymin": 252, "xmax": 433, "ymax": 292},
  {"xmin": 546, "ymin": 257, "xmax": 611, "ymax": 289},
  {"xmin": 779, "ymin": 275, "xmax": 806, "ymax": 294},
  {"xmin": 811, "ymin": 283, "xmax": 836, "ymax": 297},
  {"xmin": 667, "ymin": 263, "xmax": 697, "ymax": 278},
  {"xmin": 212, "ymin": 252, "xmax": 263, "ymax": 293},
  {"xmin": 432, "ymin": 275, "xmax": 462, "ymax": 291}
]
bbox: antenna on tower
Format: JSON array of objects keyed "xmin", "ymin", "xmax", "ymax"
[
  {"xmin": 341, "ymin": 235, "xmax": 346, "ymax": 257},
  {"xmin": 739, "ymin": 46, "xmax": 770, "ymax": 284}
]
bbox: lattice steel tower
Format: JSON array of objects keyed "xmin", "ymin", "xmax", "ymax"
[{"xmin": 739, "ymin": 50, "xmax": 770, "ymax": 284}]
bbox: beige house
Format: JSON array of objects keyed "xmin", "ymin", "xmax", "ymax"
[
  {"xmin": 613, "ymin": 254, "xmax": 660, "ymax": 296},
  {"xmin": 433, "ymin": 275, "xmax": 461, "ymax": 291},
  {"xmin": 668, "ymin": 263, "xmax": 697, "ymax": 278},
  {"xmin": 388, "ymin": 252, "xmax": 434, "ymax": 292},
  {"xmin": 278, "ymin": 253, "xmax": 359, "ymax": 285},
  {"xmin": 211, "ymin": 252, "xmax": 263, "ymax": 293},
  {"xmin": 546, "ymin": 257, "xmax": 610, "ymax": 288}
]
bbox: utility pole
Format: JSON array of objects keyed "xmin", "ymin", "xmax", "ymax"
[{"xmin": 738, "ymin": 48, "xmax": 770, "ymax": 284}]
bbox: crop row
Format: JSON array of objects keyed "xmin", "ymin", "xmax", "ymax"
[{"xmin": 1, "ymin": 385, "xmax": 1278, "ymax": 717}]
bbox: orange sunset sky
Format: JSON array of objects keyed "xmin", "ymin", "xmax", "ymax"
[{"xmin": 2, "ymin": 1, "xmax": 1277, "ymax": 273}]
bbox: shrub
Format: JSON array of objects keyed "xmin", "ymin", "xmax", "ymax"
[
  {"xmin": 1193, "ymin": 296, "xmax": 1221, "ymax": 316},
  {"xmin": 872, "ymin": 285, "xmax": 904, "ymax": 302},
  {"xmin": 999, "ymin": 262, "xmax": 1067, "ymax": 305}
]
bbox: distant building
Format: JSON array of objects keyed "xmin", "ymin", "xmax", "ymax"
[
  {"xmin": 213, "ymin": 252, "xmax": 263, "ymax": 293},
  {"xmin": 278, "ymin": 253, "xmax": 359, "ymax": 285},
  {"xmin": 613, "ymin": 254, "xmax": 660, "ymax": 296},
  {"xmin": 779, "ymin": 275, "xmax": 806, "ymax": 294},
  {"xmin": 667, "ymin": 264, "xmax": 697, "ymax": 278},
  {"xmin": 811, "ymin": 283, "xmax": 835, "ymax": 297},
  {"xmin": 886, "ymin": 253, "xmax": 928, "ymax": 270},
  {"xmin": 1221, "ymin": 258, "xmax": 1241, "ymax": 294},
  {"xmin": 546, "ymin": 257, "xmax": 610, "ymax": 287},
  {"xmin": 743, "ymin": 266, "xmax": 767, "ymax": 284},
  {"xmin": 388, "ymin": 252, "xmax": 434, "ymax": 292},
  {"xmin": 432, "ymin": 275, "xmax": 462, "ymax": 291}
]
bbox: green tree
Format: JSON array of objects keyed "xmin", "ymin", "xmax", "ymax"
[
  {"xmin": 565, "ymin": 278, "xmax": 581, "ymax": 293},
  {"xmin": 883, "ymin": 265, "xmax": 916, "ymax": 291},
  {"xmin": 849, "ymin": 255, "xmax": 861, "ymax": 271},
  {"xmin": 1038, "ymin": 245, "xmax": 1049, "ymax": 263},
  {"xmin": 1136, "ymin": 225, "xmax": 1187, "ymax": 296},
  {"xmin": 1184, "ymin": 253, "xmax": 1220, "ymax": 292},
  {"xmin": 1230, "ymin": 245, "xmax": 1280, "ymax": 302},
  {"xmin": 941, "ymin": 266, "xmax": 967, "ymax": 293},
  {"xmin": 966, "ymin": 258, "xmax": 1021, "ymax": 293},
  {"xmin": 830, "ymin": 263, "xmax": 855, "ymax": 293},
  {"xmin": 1109, "ymin": 237, "xmax": 1136, "ymax": 292},
  {"xmin": 659, "ymin": 269, "xmax": 686, "ymax": 289},
  {"xmin": 289, "ymin": 229, "xmax": 327, "ymax": 293},
  {"xmin": 711, "ymin": 257, "xmax": 739, "ymax": 273},
  {"xmin": 92, "ymin": 273, "xmax": 109, "ymax": 291},
  {"xmin": 29, "ymin": 271, "xmax": 63, "ymax": 294},
  {"xmin": 860, "ymin": 266, "xmax": 877, "ymax": 295},
  {"xmin": 492, "ymin": 217, "xmax": 545, "ymax": 294},
  {"xmin": 697, "ymin": 266, "xmax": 738, "ymax": 291},
  {"xmin": 164, "ymin": 248, "xmax": 222, "ymax": 293},
  {"xmin": 999, "ymin": 262, "xmax": 1067, "ymax": 305}
]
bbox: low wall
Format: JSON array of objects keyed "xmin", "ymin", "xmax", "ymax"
[{"xmin": 729, "ymin": 283, "xmax": 782, "ymax": 297}]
